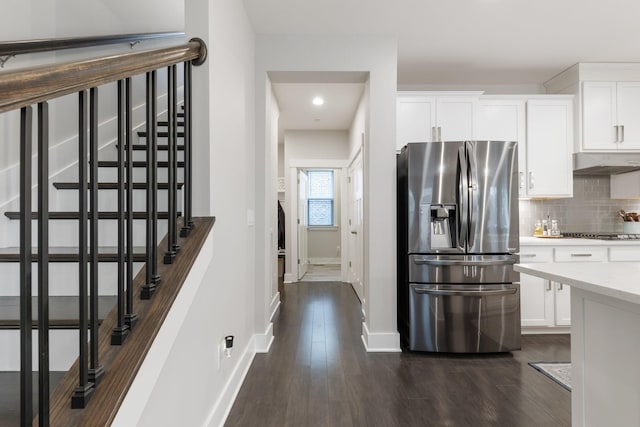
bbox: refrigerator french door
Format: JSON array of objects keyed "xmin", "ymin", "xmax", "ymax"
[{"xmin": 397, "ymin": 141, "xmax": 521, "ymax": 353}]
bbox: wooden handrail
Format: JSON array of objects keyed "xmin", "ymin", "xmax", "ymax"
[
  {"xmin": 0, "ymin": 39, "xmax": 206, "ymax": 114},
  {"xmin": 0, "ymin": 31, "xmax": 184, "ymax": 56}
]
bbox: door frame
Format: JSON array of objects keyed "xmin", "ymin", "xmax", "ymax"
[
  {"xmin": 347, "ymin": 142, "xmax": 365, "ymax": 303},
  {"xmin": 286, "ymin": 159, "xmax": 349, "ymax": 283}
]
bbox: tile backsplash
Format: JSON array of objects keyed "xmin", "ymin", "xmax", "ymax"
[{"xmin": 519, "ymin": 176, "xmax": 640, "ymax": 236}]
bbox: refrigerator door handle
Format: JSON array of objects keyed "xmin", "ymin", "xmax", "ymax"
[
  {"xmin": 457, "ymin": 146, "xmax": 468, "ymax": 249},
  {"xmin": 413, "ymin": 287, "xmax": 518, "ymax": 297},
  {"xmin": 467, "ymin": 142, "xmax": 478, "ymax": 250},
  {"xmin": 412, "ymin": 257, "xmax": 516, "ymax": 266}
]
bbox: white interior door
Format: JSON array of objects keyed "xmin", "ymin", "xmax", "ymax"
[
  {"xmin": 297, "ymin": 170, "xmax": 309, "ymax": 280},
  {"xmin": 348, "ymin": 151, "xmax": 364, "ymax": 302}
]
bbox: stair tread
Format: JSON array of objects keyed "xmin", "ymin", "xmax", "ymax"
[
  {"xmin": 52, "ymin": 182, "xmax": 184, "ymax": 190},
  {"xmin": 0, "ymin": 246, "xmax": 147, "ymax": 263},
  {"xmin": 0, "ymin": 296, "xmax": 116, "ymax": 328},
  {"xmin": 137, "ymin": 131, "xmax": 185, "ymax": 138},
  {"xmin": 97, "ymin": 160, "xmax": 185, "ymax": 168},
  {"xmin": 4, "ymin": 211, "xmax": 182, "ymax": 220},
  {"xmin": 117, "ymin": 144, "xmax": 184, "ymax": 151},
  {"xmin": 157, "ymin": 121, "xmax": 185, "ymax": 127}
]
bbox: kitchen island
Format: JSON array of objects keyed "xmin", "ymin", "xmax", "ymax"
[{"xmin": 515, "ymin": 262, "xmax": 640, "ymax": 427}]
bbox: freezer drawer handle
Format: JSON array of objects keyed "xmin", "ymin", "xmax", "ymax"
[
  {"xmin": 413, "ymin": 287, "xmax": 518, "ymax": 297},
  {"xmin": 413, "ymin": 258, "xmax": 515, "ymax": 266},
  {"xmin": 570, "ymin": 253, "xmax": 592, "ymax": 257}
]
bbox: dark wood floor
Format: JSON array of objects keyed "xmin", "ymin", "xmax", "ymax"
[{"xmin": 225, "ymin": 282, "xmax": 571, "ymax": 427}]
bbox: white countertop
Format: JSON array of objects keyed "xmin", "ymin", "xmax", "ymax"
[
  {"xmin": 520, "ymin": 236, "xmax": 640, "ymax": 246},
  {"xmin": 516, "ymin": 262, "xmax": 640, "ymax": 305}
]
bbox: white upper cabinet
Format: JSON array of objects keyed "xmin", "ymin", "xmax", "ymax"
[
  {"xmin": 615, "ymin": 82, "xmax": 640, "ymax": 150},
  {"xmin": 396, "ymin": 96, "xmax": 436, "ymax": 149},
  {"xmin": 476, "ymin": 96, "xmax": 573, "ymax": 199},
  {"xmin": 525, "ymin": 99, "xmax": 574, "ymax": 198},
  {"xmin": 545, "ymin": 63, "xmax": 640, "ymax": 152},
  {"xmin": 583, "ymin": 81, "xmax": 640, "ymax": 150},
  {"xmin": 476, "ymin": 99, "xmax": 527, "ymax": 196},
  {"xmin": 582, "ymin": 82, "xmax": 617, "ymax": 150},
  {"xmin": 396, "ymin": 92, "xmax": 479, "ymax": 151},
  {"xmin": 435, "ymin": 97, "xmax": 477, "ymax": 142}
]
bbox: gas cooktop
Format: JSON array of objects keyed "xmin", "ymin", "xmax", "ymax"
[{"xmin": 562, "ymin": 232, "xmax": 640, "ymax": 240}]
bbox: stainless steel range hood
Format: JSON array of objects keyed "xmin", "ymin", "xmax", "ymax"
[{"xmin": 573, "ymin": 152, "xmax": 640, "ymax": 175}]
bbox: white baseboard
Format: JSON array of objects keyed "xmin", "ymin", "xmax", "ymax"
[
  {"xmin": 254, "ymin": 322, "xmax": 274, "ymax": 353},
  {"xmin": 284, "ymin": 273, "xmax": 296, "ymax": 283},
  {"xmin": 269, "ymin": 292, "xmax": 281, "ymax": 321},
  {"xmin": 522, "ymin": 326, "xmax": 570, "ymax": 335},
  {"xmin": 361, "ymin": 322, "xmax": 401, "ymax": 352},
  {"xmin": 204, "ymin": 336, "xmax": 257, "ymax": 427},
  {"xmin": 308, "ymin": 257, "xmax": 340, "ymax": 265}
]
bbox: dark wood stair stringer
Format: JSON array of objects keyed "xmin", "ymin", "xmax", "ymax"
[{"xmin": 46, "ymin": 217, "xmax": 214, "ymax": 426}]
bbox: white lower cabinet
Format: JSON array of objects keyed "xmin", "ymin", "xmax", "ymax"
[
  {"xmin": 519, "ymin": 246, "xmax": 554, "ymax": 327},
  {"xmin": 552, "ymin": 282, "xmax": 571, "ymax": 326},
  {"xmin": 520, "ymin": 242, "xmax": 639, "ymax": 332},
  {"xmin": 519, "ymin": 246, "xmax": 570, "ymax": 329}
]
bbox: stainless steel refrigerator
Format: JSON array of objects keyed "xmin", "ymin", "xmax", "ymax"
[{"xmin": 397, "ymin": 141, "xmax": 521, "ymax": 353}]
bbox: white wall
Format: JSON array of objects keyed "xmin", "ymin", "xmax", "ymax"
[
  {"xmin": 0, "ymin": 0, "xmax": 183, "ymax": 41},
  {"xmin": 115, "ymin": 1, "xmax": 257, "ymax": 426},
  {"xmin": 255, "ymin": 35, "xmax": 399, "ymax": 352},
  {"xmin": 0, "ymin": 1, "xmax": 185, "ymax": 248},
  {"xmin": 349, "ymin": 86, "xmax": 368, "ymax": 160}
]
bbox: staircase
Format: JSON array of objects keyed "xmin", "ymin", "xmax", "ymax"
[{"xmin": 0, "ymin": 34, "xmax": 209, "ymax": 426}]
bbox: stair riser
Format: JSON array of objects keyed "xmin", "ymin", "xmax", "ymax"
[
  {"xmin": 98, "ymin": 167, "xmax": 184, "ymax": 183},
  {"xmin": 0, "ymin": 330, "xmax": 81, "ymax": 371},
  {"xmin": 53, "ymin": 187, "xmax": 183, "ymax": 212},
  {"xmin": 2, "ymin": 219, "xmax": 171, "ymax": 248},
  {"xmin": 0, "ymin": 262, "xmax": 144, "ymax": 296}
]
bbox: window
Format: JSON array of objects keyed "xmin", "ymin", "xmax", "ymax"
[{"xmin": 307, "ymin": 170, "xmax": 334, "ymax": 226}]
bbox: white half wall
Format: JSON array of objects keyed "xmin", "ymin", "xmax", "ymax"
[{"xmin": 255, "ymin": 35, "xmax": 400, "ymax": 352}]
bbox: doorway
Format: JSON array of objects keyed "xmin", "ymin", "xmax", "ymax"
[{"xmin": 270, "ymin": 73, "xmax": 368, "ymax": 300}]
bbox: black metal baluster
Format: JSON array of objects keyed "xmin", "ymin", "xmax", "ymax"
[
  {"xmin": 19, "ymin": 106, "xmax": 33, "ymax": 427},
  {"xmin": 72, "ymin": 90, "xmax": 94, "ymax": 408},
  {"xmin": 124, "ymin": 77, "xmax": 138, "ymax": 328},
  {"xmin": 88, "ymin": 88, "xmax": 104, "ymax": 384},
  {"xmin": 165, "ymin": 64, "xmax": 178, "ymax": 263},
  {"xmin": 142, "ymin": 71, "xmax": 160, "ymax": 298},
  {"xmin": 37, "ymin": 102, "xmax": 50, "ymax": 427},
  {"xmin": 181, "ymin": 61, "xmax": 193, "ymax": 237},
  {"xmin": 112, "ymin": 81, "xmax": 130, "ymax": 345}
]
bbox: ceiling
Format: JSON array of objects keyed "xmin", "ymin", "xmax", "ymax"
[
  {"xmin": 246, "ymin": 0, "xmax": 640, "ymax": 141},
  {"xmin": 271, "ymin": 82, "xmax": 365, "ymax": 143}
]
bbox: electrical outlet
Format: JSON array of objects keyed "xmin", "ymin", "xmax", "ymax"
[{"xmin": 218, "ymin": 338, "xmax": 226, "ymax": 366}]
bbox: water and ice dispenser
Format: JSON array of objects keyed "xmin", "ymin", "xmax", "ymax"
[{"xmin": 430, "ymin": 205, "xmax": 455, "ymax": 249}]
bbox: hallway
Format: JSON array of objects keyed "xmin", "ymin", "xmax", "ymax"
[{"xmin": 225, "ymin": 282, "xmax": 571, "ymax": 426}]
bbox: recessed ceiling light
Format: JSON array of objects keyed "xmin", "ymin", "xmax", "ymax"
[{"xmin": 312, "ymin": 96, "xmax": 324, "ymax": 106}]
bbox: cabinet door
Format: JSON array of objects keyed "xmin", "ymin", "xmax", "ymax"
[
  {"xmin": 476, "ymin": 100, "xmax": 527, "ymax": 196},
  {"xmin": 526, "ymin": 100, "xmax": 573, "ymax": 197},
  {"xmin": 519, "ymin": 246, "xmax": 554, "ymax": 327},
  {"xmin": 396, "ymin": 97, "xmax": 436, "ymax": 151},
  {"xmin": 436, "ymin": 97, "xmax": 476, "ymax": 142},
  {"xmin": 554, "ymin": 283, "xmax": 571, "ymax": 326},
  {"xmin": 582, "ymin": 82, "xmax": 617, "ymax": 150},
  {"xmin": 616, "ymin": 82, "xmax": 640, "ymax": 150},
  {"xmin": 521, "ymin": 274, "xmax": 554, "ymax": 327}
]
